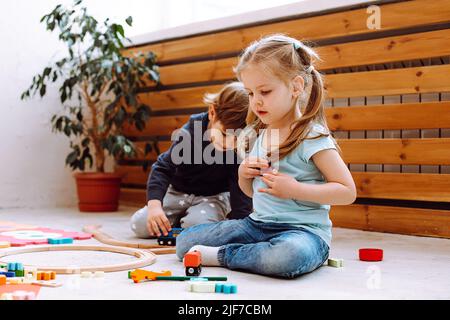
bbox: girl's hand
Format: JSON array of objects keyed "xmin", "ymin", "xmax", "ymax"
[
  {"xmin": 259, "ymin": 170, "xmax": 302, "ymax": 199},
  {"xmin": 239, "ymin": 157, "xmax": 269, "ymax": 180}
]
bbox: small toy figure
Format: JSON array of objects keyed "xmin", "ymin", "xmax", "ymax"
[
  {"xmin": 184, "ymin": 251, "xmax": 202, "ymax": 276},
  {"xmin": 157, "ymin": 227, "xmax": 183, "ymax": 246}
]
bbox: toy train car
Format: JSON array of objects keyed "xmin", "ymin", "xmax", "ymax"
[
  {"xmin": 184, "ymin": 250, "xmax": 202, "ymax": 276},
  {"xmin": 157, "ymin": 227, "xmax": 183, "ymax": 246}
]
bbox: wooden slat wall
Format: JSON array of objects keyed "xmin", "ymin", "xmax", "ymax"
[{"xmin": 119, "ymin": 0, "xmax": 450, "ymax": 239}]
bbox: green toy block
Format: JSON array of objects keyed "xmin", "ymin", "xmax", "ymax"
[
  {"xmin": 328, "ymin": 258, "xmax": 344, "ymax": 268},
  {"xmin": 15, "ymin": 270, "xmax": 24, "ymax": 277}
]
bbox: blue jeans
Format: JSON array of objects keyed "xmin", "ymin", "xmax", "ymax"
[{"xmin": 176, "ymin": 217, "xmax": 330, "ymax": 279}]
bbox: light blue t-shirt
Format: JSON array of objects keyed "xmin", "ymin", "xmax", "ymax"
[{"xmin": 249, "ymin": 124, "xmax": 337, "ymax": 246}]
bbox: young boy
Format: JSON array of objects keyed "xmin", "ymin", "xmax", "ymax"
[{"xmin": 130, "ymin": 82, "xmax": 252, "ymax": 238}]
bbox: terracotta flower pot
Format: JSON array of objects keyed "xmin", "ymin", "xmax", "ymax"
[{"xmin": 74, "ymin": 172, "xmax": 123, "ymax": 212}]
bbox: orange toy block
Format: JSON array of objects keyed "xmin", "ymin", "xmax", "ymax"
[
  {"xmin": 0, "ymin": 275, "xmax": 6, "ymax": 285},
  {"xmin": 130, "ymin": 269, "xmax": 172, "ymax": 283},
  {"xmin": 184, "ymin": 251, "xmax": 202, "ymax": 268}
]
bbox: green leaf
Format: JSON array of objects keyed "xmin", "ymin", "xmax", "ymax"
[
  {"xmin": 66, "ymin": 150, "xmax": 79, "ymax": 165},
  {"xmin": 125, "ymin": 16, "xmax": 133, "ymax": 26},
  {"xmin": 115, "ymin": 24, "xmax": 125, "ymax": 38},
  {"xmin": 40, "ymin": 85, "xmax": 46, "ymax": 97},
  {"xmin": 81, "ymin": 137, "xmax": 90, "ymax": 147}
]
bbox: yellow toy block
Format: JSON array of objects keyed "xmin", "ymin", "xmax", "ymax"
[{"xmin": 130, "ymin": 269, "xmax": 172, "ymax": 283}]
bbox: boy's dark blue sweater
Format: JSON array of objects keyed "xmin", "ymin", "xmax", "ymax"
[{"xmin": 146, "ymin": 112, "xmax": 252, "ymax": 219}]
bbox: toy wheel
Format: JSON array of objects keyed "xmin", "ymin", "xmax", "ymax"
[
  {"xmin": 167, "ymin": 240, "xmax": 172, "ymax": 245},
  {"xmin": 158, "ymin": 240, "xmax": 163, "ymax": 245},
  {"xmin": 198, "ymin": 265, "xmax": 202, "ymax": 274},
  {"xmin": 187, "ymin": 267, "xmax": 195, "ymax": 276}
]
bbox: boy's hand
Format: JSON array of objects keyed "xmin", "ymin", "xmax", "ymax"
[
  {"xmin": 239, "ymin": 157, "xmax": 269, "ymax": 179},
  {"xmin": 259, "ymin": 171, "xmax": 302, "ymax": 199},
  {"xmin": 147, "ymin": 200, "xmax": 172, "ymax": 237}
]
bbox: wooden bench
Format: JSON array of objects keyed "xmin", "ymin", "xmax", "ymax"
[{"xmin": 119, "ymin": 0, "xmax": 450, "ymax": 239}]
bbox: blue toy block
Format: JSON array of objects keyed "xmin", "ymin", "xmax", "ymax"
[
  {"xmin": 222, "ymin": 284, "xmax": 232, "ymax": 294},
  {"xmin": 15, "ymin": 263, "xmax": 24, "ymax": 271},
  {"xmin": 59, "ymin": 238, "xmax": 73, "ymax": 244},
  {"xmin": 230, "ymin": 284, "xmax": 238, "ymax": 294},
  {"xmin": 48, "ymin": 237, "xmax": 73, "ymax": 244},
  {"xmin": 215, "ymin": 283, "xmax": 223, "ymax": 293},
  {"xmin": 7, "ymin": 262, "xmax": 16, "ymax": 271},
  {"xmin": 0, "ymin": 271, "xmax": 16, "ymax": 278},
  {"xmin": 190, "ymin": 277, "xmax": 208, "ymax": 281}
]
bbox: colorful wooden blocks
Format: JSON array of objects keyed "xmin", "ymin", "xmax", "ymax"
[
  {"xmin": 184, "ymin": 251, "xmax": 202, "ymax": 276},
  {"xmin": 328, "ymin": 258, "xmax": 344, "ymax": 268},
  {"xmin": 188, "ymin": 281, "xmax": 216, "ymax": 293},
  {"xmin": 48, "ymin": 237, "xmax": 74, "ymax": 244},
  {"xmin": 359, "ymin": 248, "xmax": 383, "ymax": 261},
  {"xmin": 0, "ymin": 271, "xmax": 16, "ymax": 278},
  {"xmin": 130, "ymin": 269, "xmax": 172, "ymax": 283},
  {"xmin": 36, "ymin": 271, "xmax": 56, "ymax": 281},
  {"xmin": 188, "ymin": 282, "xmax": 237, "ymax": 294},
  {"xmin": 94, "ymin": 271, "xmax": 105, "ymax": 278},
  {"xmin": 81, "ymin": 271, "xmax": 93, "ymax": 278}
]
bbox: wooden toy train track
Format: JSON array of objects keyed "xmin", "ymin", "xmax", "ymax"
[
  {"xmin": 83, "ymin": 225, "xmax": 176, "ymax": 255},
  {"xmin": 0, "ymin": 244, "xmax": 156, "ymax": 274}
]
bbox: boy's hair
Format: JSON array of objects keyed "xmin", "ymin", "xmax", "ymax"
[
  {"xmin": 233, "ymin": 34, "xmax": 340, "ymax": 160},
  {"xmin": 203, "ymin": 81, "xmax": 249, "ymax": 130}
]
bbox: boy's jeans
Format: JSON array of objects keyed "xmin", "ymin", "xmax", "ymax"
[
  {"xmin": 130, "ymin": 185, "xmax": 231, "ymax": 238},
  {"xmin": 176, "ymin": 217, "xmax": 329, "ymax": 279}
]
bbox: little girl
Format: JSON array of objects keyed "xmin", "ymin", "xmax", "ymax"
[{"xmin": 176, "ymin": 34, "xmax": 356, "ymax": 278}]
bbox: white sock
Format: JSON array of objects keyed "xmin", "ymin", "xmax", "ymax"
[{"xmin": 189, "ymin": 245, "xmax": 221, "ymax": 267}]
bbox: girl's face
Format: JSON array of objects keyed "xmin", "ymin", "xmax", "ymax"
[{"xmin": 240, "ymin": 63, "xmax": 303, "ymax": 128}]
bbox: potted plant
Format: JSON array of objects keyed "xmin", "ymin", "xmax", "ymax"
[{"xmin": 21, "ymin": 0, "xmax": 159, "ymax": 212}]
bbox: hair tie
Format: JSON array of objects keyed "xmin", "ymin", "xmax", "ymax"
[{"xmin": 306, "ymin": 65, "xmax": 315, "ymax": 74}]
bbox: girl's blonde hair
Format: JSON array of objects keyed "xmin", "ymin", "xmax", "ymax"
[
  {"xmin": 234, "ymin": 34, "xmax": 340, "ymax": 160},
  {"xmin": 203, "ymin": 81, "xmax": 249, "ymax": 130}
]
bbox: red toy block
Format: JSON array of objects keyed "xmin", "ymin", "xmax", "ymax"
[
  {"xmin": 184, "ymin": 251, "xmax": 202, "ymax": 276},
  {"xmin": 184, "ymin": 251, "xmax": 202, "ymax": 268},
  {"xmin": 359, "ymin": 248, "xmax": 383, "ymax": 261}
]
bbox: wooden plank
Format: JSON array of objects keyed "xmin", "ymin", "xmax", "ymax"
[
  {"xmin": 146, "ymin": 29, "xmax": 450, "ymax": 87},
  {"xmin": 120, "ymin": 188, "xmax": 146, "ymax": 206},
  {"xmin": 324, "ymin": 64, "xmax": 450, "ymax": 98},
  {"xmin": 124, "ymin": 0, "xmax": 450, "ymax": 63},
  {"xmin": 124, "ymin": 141, "xmax": 171, "ymax": 161},
  {"xmin": 352, "ymin": 172, "xmax": 450, "ymax": 202},
  {"xmin": 316, "ymin": 29, "xmax": 450, "ymax": 70},
  {"xmin": 123, "ymin": 115, "xmax": 190, "ymax": 137},
  {"xmin": 331, "ymin": 204, "xmax": 450, "ymax": 238},
  {"xmin": 326, "ymin": 101, "xmax": 450, "ymax": 131},
  {"xmin": 137, "ymin": 65, "xmax": 450, "ymax": 110},
  {"xmin": 121, "ymin": 190, "xmax": 450, "ymax": 238},
  {"xmin": 339, "ymin": 138, "xmax": 450, "ymax": 165},
  {"xmin": 138, "ymin": 85, "xmax": 223, "ymax": 110},
  {"xmin": 329, "ymin": 204, "xmax": 368, "ymax": 231},
  {"xmin": 116, "ymin": 165, "xmax": 150, "ymax": 185},
  {"xmin": 117, "ymin": 168, "xmax": 450, "ymax": 202},
  {"xmin": 155, "ymin": 58, "xmax": 237, "ymax": 87}
]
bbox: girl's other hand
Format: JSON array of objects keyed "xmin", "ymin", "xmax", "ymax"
[
  {"xmin": 239, "ymin": 157, "xmax": 269, "ymax": 179},
  {"xmin": 259, "ymin": 170, "xmax": 302, "ymax": 199}
]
